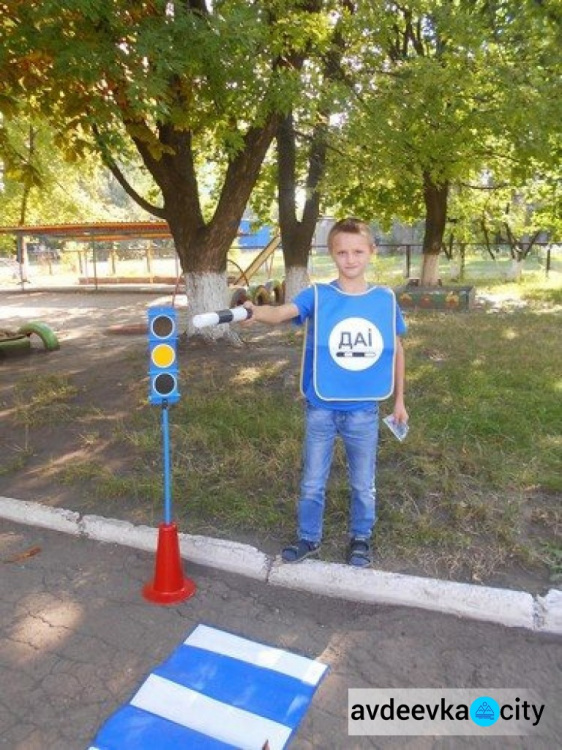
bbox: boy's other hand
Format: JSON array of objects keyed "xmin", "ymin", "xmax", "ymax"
[
  {"xmin": 240, "ymin": 300, "xmax": 256, "ymax": 325},
  {"xmin": 393, "ymin": 401, "xmax": 408, "ymax": 424}
]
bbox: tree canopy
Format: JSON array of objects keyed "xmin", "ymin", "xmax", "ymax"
[
  {"xmin": 2, "ymin": 2, "xmax": 325, "ymax": 253},
  {"xmin": 323, "ymin": 0, "xmax": 561, "ymax": 282},
  {"xmin": 1, "ymin": 0, "xmax": 560, "ymax": 294}
]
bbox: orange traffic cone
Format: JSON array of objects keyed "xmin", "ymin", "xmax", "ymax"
[{"xmin": 143, "ymin": 522, "xmax": 196, "ymax": 604}]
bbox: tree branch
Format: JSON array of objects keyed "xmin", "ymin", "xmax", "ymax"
[
  {"xmin": 460, "ymin": 181, "xmax": 513, "ymax": 190},
  {"xmin": 277, "ymin": 113, "xmax": 298, "ymax": 237},
  {"xmin": 480, "ymin": 219, "xmax": 497, "ymax": 260},
  {"xmin": 92, "ymin": 125, "xmax": 166, "ymax": 218},
  {"xmin": 209, "ymin": 114, "xmax": 279, "ymax": 243}
]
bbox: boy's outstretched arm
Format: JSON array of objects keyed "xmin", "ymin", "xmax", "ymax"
[
  {"xmin": 393, "ymin": 338, "xmax": 408, "ymax": 424},
  {"xmin": 243, "ymin": 300, "xmax": 299, "ymax": 325}
]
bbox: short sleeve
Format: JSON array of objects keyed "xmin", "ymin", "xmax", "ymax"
[
  {"xmin": 291, "ymin": 286, "xmax": 315, "ymax": 326},
  {"xmin": 396, "ymin": 303, "xmax": 407, "ymax": 336}
]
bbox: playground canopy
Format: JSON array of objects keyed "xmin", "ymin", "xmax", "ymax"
[{"xmin": 0, "ymin": 221, "xmax": 172, "ymax": 244}]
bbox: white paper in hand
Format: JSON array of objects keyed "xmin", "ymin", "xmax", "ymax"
[{"xmin": 383, "ymin": 415, "xmax": 409, "ymax": 442}]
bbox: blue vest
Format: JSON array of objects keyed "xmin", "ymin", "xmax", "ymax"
[{"xmin": 301, "ymin": 284, "xmax": 397, "ymax": 402}]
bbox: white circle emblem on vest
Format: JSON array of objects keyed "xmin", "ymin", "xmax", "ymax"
[{"xmin": 328, "ymin": 317, "xmax": 384, "ymax": 371}]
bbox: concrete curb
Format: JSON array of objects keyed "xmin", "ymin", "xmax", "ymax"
[
  {"xmin": 178, "ymin": 534, "xmax": 270, "ymax": 581},
  {"xmin": 535, "ymin": 589, "xmax": 562, "ymax": 634},
  {"xmin": 81, "ymin": 515, "xmax": 157, "ymax": 552},
  {"xmin": 79, "ymin": 515, "xmax": 270, "ymax": 581},
  {"xmin": 0, "ymin": 496, "xmax": 81, "ymax": 535},
  {"xmin": 268, "ymin": 561, "xmax": 536, "ymax": 631},
  {"xmin": 2, "ymin": 496, "xmax": 560, "ymax": 635}
]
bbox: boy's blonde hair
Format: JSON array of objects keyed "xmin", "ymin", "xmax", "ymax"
[{"xmin": 327, "ymin": 218, "xmax": 375, "ymax": 252}]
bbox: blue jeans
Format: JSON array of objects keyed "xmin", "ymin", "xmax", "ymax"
[{"xmin": 298, "ymin": 404, "xmax": 379, "ymax": 544}]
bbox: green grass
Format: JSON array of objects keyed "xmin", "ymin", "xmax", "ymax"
[
  {"xmin": 372, "ymin": 302, "xmax": 561, "ymax": 582},
  {"xmin": 12, "ymin": 374, "xmax": 78, "ymax": 428},
  {"xmin": 3, "ymin": 270, "xmax": 561, "ymax": 589},
  {"xmin": 71, "ymin": 296, "xmax": 562, "ymax": 584}
]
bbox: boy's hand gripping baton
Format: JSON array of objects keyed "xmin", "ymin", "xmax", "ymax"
[{"xmin": 192, "ymin": 306, "xmax": 252, "ymax": 329}]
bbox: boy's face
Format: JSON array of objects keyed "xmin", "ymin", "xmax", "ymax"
[{"xmin": 329, "ymin": 231, "xmax": 374, "ymax": 281}]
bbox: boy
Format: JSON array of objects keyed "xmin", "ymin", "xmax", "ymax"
[{"xmin": 243, "ymin": 218, "xmax": 407, "ymax": 567}]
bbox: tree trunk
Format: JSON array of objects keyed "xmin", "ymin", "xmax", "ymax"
[
  {"xmin": 183, "ymin": 270, "xmax": 244, "ymax": 342},
  {"xmin": 164, "ymin": 207, "xmax": 239, "ymax": 341},
  {"xmin": 284, "ymin": 265, "xmax": 310, "ymax": 302},
  {"xmin": 275, "ymin": 4, "xmax": 346, "ymax": 298},
  {"xmin": 420, "ymin": 172, "xmax": 449, "ymax": 286},
  {"xmin": 505, "ymin": 258, "xmax": 524, "ymax": 281},
  {"xmin": 277, "ymin": 112, "xmax": 326, "ymax": 298},
  {"xmin": 158, "ymin": 118, "xmax": 278, "ymax": 340}
]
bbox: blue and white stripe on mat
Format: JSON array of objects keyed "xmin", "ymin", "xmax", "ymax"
[{"xmin": 88, "ymin": 623, "xmax": 329, "ymax": 750}]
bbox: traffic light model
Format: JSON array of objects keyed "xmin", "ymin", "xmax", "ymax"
[
  {"xmin": 143, "ymin": 305, "xmax": 196, "ymax": 604},
  {"xmin": 148, "ymin": 307, "xmax": 180, "ymax": 405}
]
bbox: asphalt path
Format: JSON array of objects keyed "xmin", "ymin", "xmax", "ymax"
[{"xmin": 1, "ymin": 520, "xmax": 561, "ymax": 750}]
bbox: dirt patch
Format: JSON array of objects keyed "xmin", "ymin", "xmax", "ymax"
[{"xmin": 0, "ymin": 291, "xmax": 300, "ymax": 530}]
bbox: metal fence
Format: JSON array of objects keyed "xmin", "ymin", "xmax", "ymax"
[{"xmin": 1, "ymin": 240, "xmax": 559, "ymax": 291}]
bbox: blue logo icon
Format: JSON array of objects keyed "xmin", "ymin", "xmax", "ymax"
[{"xmin": 470, "ymin": 696, "xmax": 500, "ymax": 727}]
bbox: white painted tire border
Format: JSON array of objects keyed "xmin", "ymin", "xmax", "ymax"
[{"xmin": 1, "ymin": 496, "xmax": 560, "ymax": 635}]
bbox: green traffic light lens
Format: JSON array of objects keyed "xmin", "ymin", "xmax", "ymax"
[{"xmin": 153, "ymin": 372, "xmax": 176, "ymax": 396}]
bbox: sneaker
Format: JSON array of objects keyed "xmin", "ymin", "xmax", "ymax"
[
  {"xmin": 347, "ymin": 538, "xmax": 372, "ymax": 568},
  {"xmin": 281, "ymin": 539, "xmax": 320, "ymax": 563}
]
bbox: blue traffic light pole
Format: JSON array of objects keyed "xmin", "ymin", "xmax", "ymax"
[{"xmin": 161, "ymin": 400, "xmax": 173, "ymax": 526}]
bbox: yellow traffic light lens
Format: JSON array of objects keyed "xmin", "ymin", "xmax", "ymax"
[{"xmin": 151, "ymin": 343, "xmax": 176, "ymax": 368}]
